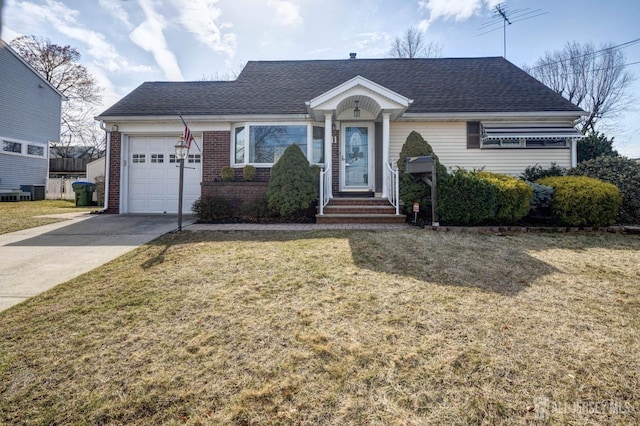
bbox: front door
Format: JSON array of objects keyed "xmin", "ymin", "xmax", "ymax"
[{"xmin": 341, "ymin": 124, "xmax": 373, "ymax": 191}]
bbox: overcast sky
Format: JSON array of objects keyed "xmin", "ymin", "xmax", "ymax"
[{"xmin": 3, "ymin": 0, "xmax": 639, "ymax": 157}]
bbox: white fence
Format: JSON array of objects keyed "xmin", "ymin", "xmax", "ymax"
[{"xmin": 46, "ymin": 178, "xmax": 75, "ymax": 200}]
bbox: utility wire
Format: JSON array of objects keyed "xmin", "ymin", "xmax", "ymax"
[{"xmin": 528, "ymin": 38, "xmax": 640, "ymax": 70}]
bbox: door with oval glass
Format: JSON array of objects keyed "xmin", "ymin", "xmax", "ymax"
[{"xmin": 341, "ymin": 124, "xmax": 374, "ymax": 191}]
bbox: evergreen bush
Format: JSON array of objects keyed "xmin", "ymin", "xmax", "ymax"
[
  {"xmin": 267, "ymin": 144, "xmax": 318, "ymax": 218},
  {"xmin": 192, "ymin": 194, "xmax": 233, "ymax": 222},
  {"xmin": 221, "ymin": 166, "xmax": 235, "ymax": 181},
  {"xmin": 242, "ymin": 165, "xmax": 256, "ymax": 181},
  {"xmin": 568, "ymin": 156, "xmax": 640, "ymax": 224},
  {"xmin": 526, "ymin": 182, "xmax": 555, "ymax": 221},
  {"xmin": 437, "ymin": 169, "xmax": 497, "ymax": 225},
  {"xmin": 240, "ymin": 194, "xmax": 275, "ymax": 221},
  {"xmin": 538, "ymin": 176, "xmax": 621, "ymax": 226},
  {"xmin": 396, "ymin": 131, "xmax": 447, "ymax": 220},
  {"xmin": 520, "ymin": 162, "xmax": 566, "ymax": 181},
  {"xmin": 477, "ymin": 172, "xmax": 532, "ymax": 223}
]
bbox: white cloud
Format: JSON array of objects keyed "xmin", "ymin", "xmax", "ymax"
[
  {"xmin": 269, "ymin": 0, "xmax": 303, "ymax": 27},
  {"xmin": 98, "ymin": 0, "xmax": 133, "ymax": 30},
  {"xmin": 418, "ymin": 0, "xmax": 499, "ymax": 30},
  {"xmin": 175, "ymin": 0, "xmax": 237, "ymax": 58},
  {"xmin": 130, "ymin": 0, "xmax": 184, "ymax": 80}
]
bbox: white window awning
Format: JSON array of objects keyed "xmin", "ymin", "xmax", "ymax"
[{"xmin": 482, "ymin": 123, "xmax": 583, "ymax": 140}]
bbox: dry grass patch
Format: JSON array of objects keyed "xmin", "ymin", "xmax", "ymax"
[
  {"xmin": 0, "ymin": 230, "xmax": 639, "ymax": 424},
  {"xmin": 0, "ymin": 200, "xmax": 95, "ymax": 234}
]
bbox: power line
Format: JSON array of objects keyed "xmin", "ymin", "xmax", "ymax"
[{"xmin": 528, "ymin": 38, "xmax": 640, "ymax": 70}]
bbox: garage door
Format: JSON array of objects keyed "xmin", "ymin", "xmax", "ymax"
[{"xmin": 127, "ymin": 136, "xmax": 202, "ymax": 214}]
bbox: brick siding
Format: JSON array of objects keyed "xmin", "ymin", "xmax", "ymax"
[{"xmin": 106, "ymin": 131, "xmax": 121, "ymax": 213}]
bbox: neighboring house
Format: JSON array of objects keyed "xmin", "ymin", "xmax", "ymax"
[
  {"xmin": 96, "ymin": 56, "xmax": 584, "ymax": 219},
  {"xmin": 0, "ymin": 40, "xmax": 64, "ymax": 198}
]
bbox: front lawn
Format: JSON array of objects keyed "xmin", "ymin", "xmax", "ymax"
[
  {"xmin": 0, "ymin": 230, "xmax": 638, "ymax": 424},
  {"xmin": 0, "ymin": 200, "xmax": 96, "ymax": 235}
]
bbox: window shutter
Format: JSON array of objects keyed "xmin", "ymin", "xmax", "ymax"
[{"xmin": 467, "ymin": 121, "xmax": 480, "ymax": 149}]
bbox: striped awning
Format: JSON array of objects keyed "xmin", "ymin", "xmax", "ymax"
[{"xmin": 482, "ymin": 123, "xmax": 583, "ymax": 140}]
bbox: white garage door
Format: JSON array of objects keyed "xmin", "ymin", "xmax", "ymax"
[{"xmin": 128, "ymin": 136, "xmax": 202, "ymax": 214}]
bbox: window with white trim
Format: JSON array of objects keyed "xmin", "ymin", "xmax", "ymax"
[
  {"xmin": 132, "ymin": 154, "xmax": 146, "ymax": 163},
  {"xmin": 232, "ymin": 123, "xmax": 324, "ymax": 166},
  {"xmin": 188, "ymin": 154, "xmax": 201, "ymax": 164},
  {"xmin": 27, "ymin": 144, "xmax": 45, "ymax": 157},
  {"xmin": 151, "ymin": 154, "xmax": 164, "ymax": 163}
]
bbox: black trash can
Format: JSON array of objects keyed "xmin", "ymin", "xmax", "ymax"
[{"xmin": 72, "ymin": 182, "xmax": 96, "ymax": 207}]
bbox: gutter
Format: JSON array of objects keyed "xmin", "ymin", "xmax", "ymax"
[{"xmin": 99, "ymin": 121, "xmax": 110, "ymax": 213}]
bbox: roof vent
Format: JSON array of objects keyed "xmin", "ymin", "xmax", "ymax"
[{"xmin": 349, "ymin": 52, "xmax": 357, "ymax": 59}]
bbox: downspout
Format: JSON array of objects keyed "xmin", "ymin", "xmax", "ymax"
[{"xmin": 99, "ymin": 121, "xmax": 110, "ymax": 212}]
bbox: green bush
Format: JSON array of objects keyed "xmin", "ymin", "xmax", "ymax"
[
  {"xmin": 267, "ymin": 144, "xmax": 318, "ymax": 218},
  {"xmin": 520, "ymin": 162, "xmax": 566, "ymax": 181},
  {"xmin": 577, "ymin": 131, "xmax": 618, "ymax": 163},
  {"xmin": 396, "ymin": 131, "xmax": 447, "ymax": 220},
  {"xmin": 221, "ymin": 166, "xmax": 235, "ymax": 182},
  {"xmin": 437, "ymin": 169, "xmax": 497, "ymax": 225},
  {"xmin": 242, "ymin": 165, "xmax": 256, "ymax": 181},
  {"xmin": 568, "ymin": 156, "xmax": 640, "ymax": 224},
  {"xmin": 538, "ymin": 176, "xmax": 621, "ymax": 226},
  {"xmin": 477, "ymin": 172, "xmax": 532, "ymax": 223},
  {"xmin": 192, "ymin": 194, "xmax": 233, "ymax": 222},
  {"xmin": 526, "ymin": 182, "xmax": 555, "ymax": 220},
  {"xmin": 240, "ymin": 194, "xmax": 275, "ymax": 220}
]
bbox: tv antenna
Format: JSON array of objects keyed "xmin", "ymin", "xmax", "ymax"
[{"xmin": 477, "ymin": 3, "xmax": 548, "ymax": 58}]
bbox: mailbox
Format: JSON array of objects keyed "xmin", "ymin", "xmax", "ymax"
[{"xmin": 404, "ymin": 156, "xmax": 434, "ymax": 175}]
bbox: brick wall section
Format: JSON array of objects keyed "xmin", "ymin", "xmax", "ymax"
[
  {"xmin": 106, "ymin": 131, "xmax": 121, "ymax": 213},
  {"xmin": 202, "ymin": 181, "xmax": 269, "ymax": 213},
  {"xmin": 202, "ymin": 131, "xmax": 230, "ymax": 182}
]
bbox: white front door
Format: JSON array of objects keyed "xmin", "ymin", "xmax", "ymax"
[{"xmin": 341, "ymin": 124, "xmax": 374, "ymax": 192}]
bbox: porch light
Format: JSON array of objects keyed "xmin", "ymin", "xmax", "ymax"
[
  {"xmin": 353, "ymin": 100, "xmax": 360, "ymax": 118},
  {"xmin": 174, "ymin": 136, "xmax": 189, "ymax": 160},
  {"xmin": 174, "ymin": 135, "xmax": 189, "ymax": 232}
]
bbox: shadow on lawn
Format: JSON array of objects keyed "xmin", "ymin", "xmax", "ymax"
[{"xmin": 147, "ymin": 229, "xmax": 640, "ymax": 296}]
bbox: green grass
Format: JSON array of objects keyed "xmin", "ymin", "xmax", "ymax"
[
  {"xmin": 0, "ymin": 200, "xmax": 96, "ymax": 234},
  {"xmin": 0, "ymin": 230, "xmax": 639, "ymax": 424}
]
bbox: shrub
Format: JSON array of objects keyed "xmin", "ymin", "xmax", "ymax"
[
  {"xmin": 538, "ymin": 176, "xmax": 621, "ymax": 226},
  {"xmin": 568, "ymin": 156, "xmax": 640, "ymax": 224},
  {"xmin": 267, "ymin": 144, "xmax": 318, "ymax": 218},
  {"xmin": 437, "ymin": 169, "xmax": 497, "ymax": 225},
  {"xmin": 477, "ymin": 172, "xmax": 532, "ymax": 223},
  {"xmin": 577, "ymin": 131, "xmax": 618, "ymax": 163},
  {"xmin": 242, "ymin": 165, "xmax": 256, "ymax": 181},
  {"xmin": 396, "ymin": 131, "xmax": 447, "ymax": 220},
  {"xmin": 240, "ymin": 194, "xmax": 275, "ymax": 221},
  {"xmin": 192, "ymin": 194, "xmax": 233, "ymax": 222},
  {"xmin": 526, "ymin": 182, "xmax": 554, "ymax": 220},
  {"xmin": 520, "ymin": 162, "xmax": 566, "ymax": 181},
  {"xmin": 221, "ymin": 166, "xmax": 235, "ymax": 182}
]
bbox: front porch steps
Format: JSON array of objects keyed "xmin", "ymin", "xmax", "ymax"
[{"xmin": 316, "ymin": 197, "xmax": 406, "ymax": 224}]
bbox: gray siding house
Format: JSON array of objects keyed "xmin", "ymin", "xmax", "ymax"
[{"xmin": 0, "ymin": 40, "xmax": 64, "ymax": 195}]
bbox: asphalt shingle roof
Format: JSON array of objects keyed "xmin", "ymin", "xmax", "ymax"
[{"xmin": 98, "ymin": 57, "xmax": 583, "ymax": 117}]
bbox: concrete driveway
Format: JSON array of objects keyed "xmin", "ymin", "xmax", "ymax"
[{"xmin": 0, "ymin": 213, "xmax": 190, "ymax": 312}]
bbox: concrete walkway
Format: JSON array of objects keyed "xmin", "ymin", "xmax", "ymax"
[{"xmin": 0, "ymin": 213, "xmax": 188, "ymax": 312}]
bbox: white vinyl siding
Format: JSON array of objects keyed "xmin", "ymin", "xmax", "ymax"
[{"xmin": 390, "ymin": 122, "xmax": 572, "ymax": 176}]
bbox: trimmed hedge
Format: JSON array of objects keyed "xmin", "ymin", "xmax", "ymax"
[
  {"xmin": 267, "ymin": 144, "xmax": 318, "ymax": 218},
  {"xmin": 477, "ymin": 172, "xmax": 532, "ymax": 223},
  {"xmin": 537, "ymin": 176, "xmax": 621, "ymax": 226},
  {"xmin": 568, "ymin": 156, "xmax": 640, "ymax": 224},
  {"xmin": 520, "ymin": 162, "xmax": 566, "ymax": 181},
  {"xmin": 437, "ymin": 170, "xmax": 497, "ymax": 225},
  {"xmin": 192, "ymin": 194, "xmax": 233, "ymax": 222},
  {"xmin": 397, "ymin": 131, "xmax": 447, "ymax": 221}
]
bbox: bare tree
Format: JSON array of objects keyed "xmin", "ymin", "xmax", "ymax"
[
  {"xmin": 10, "ymin": 35, "xmax": 104, "ymax": 158},
  {"xmin": 524, "ymin": 41, "xmax": 635, "ymax": 135},
  {"xmin": 388, "ymin": 26, "xmax": 442, "ymax": 58}
]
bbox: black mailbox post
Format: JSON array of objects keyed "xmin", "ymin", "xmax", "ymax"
[{"xmin": 403, "ymin": 156, "xmax": 439, "ymax": 226}]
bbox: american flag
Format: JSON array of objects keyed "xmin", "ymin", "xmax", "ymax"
[{"xmin": 179, "ymin": 114, "xmax": 195, "ymax": 148}]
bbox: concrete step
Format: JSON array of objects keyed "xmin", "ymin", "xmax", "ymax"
[
  {"xmin": 316, "ymin": 213, "xmax": 407, "ymax": 224},
  {"xmin": 325, "ymin": 197, "xmax": 392, "ymax": 206},
  {"xmin": 322, "ymin": 205, "xmax": 397, "ymax": 215}
]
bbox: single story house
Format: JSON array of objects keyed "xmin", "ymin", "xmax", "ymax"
[
  {"xmin": 96, "ymin": 55, "xmax": 584, "ymax": 221},
  {"xmin": 0, "ymin": 40, "xmax": 64, "ymax": 200}
]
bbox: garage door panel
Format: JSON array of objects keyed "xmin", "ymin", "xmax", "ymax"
[{"xmin": 127, "ymin": 136, "xmax": 202, "ymax": 214}]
